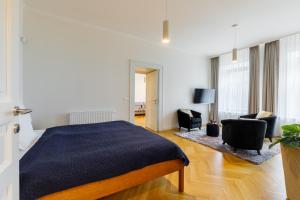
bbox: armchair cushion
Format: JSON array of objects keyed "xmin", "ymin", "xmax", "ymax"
[
  {"xmin": 240, "ymin": 113, "xmax": 257, "ymax": 119},
  {"xmin": 191, "ymin": 110, "xmax": 201, "ymax": 118}
]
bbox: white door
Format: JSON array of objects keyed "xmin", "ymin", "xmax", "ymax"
[
  {"xmin": 0, "ymin": 0, "xmax": 22, "ymax": 199},
  {"xmin": 145, "ymin": 70, "xmax": 158, "ymax": 131}
]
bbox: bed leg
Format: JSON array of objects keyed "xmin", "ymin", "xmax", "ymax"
[{"xmin": 179, "ymin": 168, "xmax": 184, "ymax": 193}]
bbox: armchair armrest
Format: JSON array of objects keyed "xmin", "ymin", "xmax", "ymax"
[
  {"xmin": 177, "ymin": 110, "xmax": 191, "ymax": 119},
  {"xmin": 258, "ymin": 115, "xmax": 277, "ymax": 122},
  {"xmin": 258, "ymin": 116, "xmax": 277, "ymax": 137},
  {"xmin": 177, "ymin": 110, "xmax": 192, "ymax": 128},
  {"xmin": 258, "ymin": 116, "xmax": 277, "ymax": 128},
  {"xmin": 239, "ymin": 113, "xmax": 257, "ymax": 119},
  {"xmin": 221, "ymin": 119, "xmax": 267, "ymax": 135},
  {"xmin": 221, "ymin": 119, "xmax": 266, "ymax": 126},
  {"xmin": 191, "ymin": 110, "xmax": 201, "ymax": 118}
]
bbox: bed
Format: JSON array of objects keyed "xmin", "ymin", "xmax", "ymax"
[
  {"xmin": 20, "ymin": 121, "xmax": 189, "ymax": 200},
  {"xmin": 135, "ymin": 102, "xmax": 146, "ymax": 115}
]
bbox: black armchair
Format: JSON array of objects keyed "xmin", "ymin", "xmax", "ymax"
[
  {"xmin": 240, "ymin": 113, "xmax": 277, "ymax": 142},
  {"xmin": 177, "ymin": 109, "xmax": 202, "ymax": 132},
  {"xmin": 221, "ymin": 119, "xmax": 267, "ymax": 155}
]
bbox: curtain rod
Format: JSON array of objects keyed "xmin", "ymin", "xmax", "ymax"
[{"xmin": 210, "ymin": 30, "xmax": 300, "ymax": 59}]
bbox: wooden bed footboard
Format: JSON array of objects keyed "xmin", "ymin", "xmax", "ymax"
[{"xmin": 39, "ymin": 159, "xmax": 185, "ymax": 200}]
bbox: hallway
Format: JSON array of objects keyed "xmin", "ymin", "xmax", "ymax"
[{"xmin": 134, "ymin": 115, "xmax": 145, "ymax": 127}]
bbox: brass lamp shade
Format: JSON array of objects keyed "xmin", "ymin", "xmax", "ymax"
[
  {"xmin": 232, "ymin": 48, "xmax": 237, "ymax": 63},
  {"xmin": 162, "ymin": 20, "xmax": 170, "ymax": 43}
]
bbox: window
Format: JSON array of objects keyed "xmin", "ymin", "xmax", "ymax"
[
  {"xmin": 278, "ymin": 33, "xmax": 300, "ymax": 123},
  {"xmin": 218, "ymin": 48, "xmax": 250, "ymax": 119}
]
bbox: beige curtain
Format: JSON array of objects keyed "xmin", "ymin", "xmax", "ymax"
[
  {"xmin": 210, "ymin": 57, "xmax": 219, "ymax": 122},
  {"xmin": 262, "ymin": 40, "xmax": 279, "ymax": 112},
  {"xmin": 248, "ymin": 46, "xmax": 260, "ymax": 114}
]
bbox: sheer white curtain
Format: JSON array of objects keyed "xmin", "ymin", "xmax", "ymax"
[
  {"xmin": 219, "ymin": 48, "xmax": 250, "ymax": 120},
  {"xmin": 278, "ymin": 33, "xmax": 300, "ymax": 125}
]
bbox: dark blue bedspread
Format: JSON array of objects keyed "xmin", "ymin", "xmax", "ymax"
[{"xmin": 20, "ymin": 121, "xmax": 189, "ymax": 200}]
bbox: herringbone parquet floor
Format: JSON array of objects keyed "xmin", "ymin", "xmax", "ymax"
[{"xmin": 102, "ymin": 129, "xmax": 286, "ymax": 200}]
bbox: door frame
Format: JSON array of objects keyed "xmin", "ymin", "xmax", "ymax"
[
  {"xmin": 129, "ymin": 60, "xmax": 163, "ymax": 131},
  {"xmin": 0, "ymin": 0, "xmax": 22, "ymax": 199}
]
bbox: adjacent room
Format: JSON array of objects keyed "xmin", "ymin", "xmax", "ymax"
[
  {"xmin": 134, "ymin": 72, "xmax": 147, "ymax": 127},
  {"xmin": 134, "ymin": 67, "xmax": 159, "ymax": 131},
  {"xmin": 1, "ymin": 0, "xmax": 300, "ymax": 200}
]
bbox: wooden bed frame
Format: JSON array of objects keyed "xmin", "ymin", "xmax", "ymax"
[{"xmin": 39, "ymin": 159, "xmax": 185, "ymax": 200}]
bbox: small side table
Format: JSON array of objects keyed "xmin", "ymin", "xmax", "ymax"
[{"xmin": 207, "ymin": 123, "xmax": 220, "ymax": 137}]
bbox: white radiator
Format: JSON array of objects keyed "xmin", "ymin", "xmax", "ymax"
[{"xmin": 69, "ymin": 110, "xmax": 114, "ymax": 125}]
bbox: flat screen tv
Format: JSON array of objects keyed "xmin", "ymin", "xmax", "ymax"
[{"xmin": 194, "ymin": 89, "xmax": 215, "ymax": 104}]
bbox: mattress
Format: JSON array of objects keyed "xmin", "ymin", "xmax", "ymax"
[{"xmin": 20, "ymin": 121, "xmax": 189, "ymax": 200}]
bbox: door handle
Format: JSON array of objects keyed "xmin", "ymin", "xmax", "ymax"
[
  {"xmin": 13, "ymin": 124, "xmax": 20, "ymax": 134},
  {"xmin": 13, "ymin": 106, "xmax": 32, "ymax": 116}
]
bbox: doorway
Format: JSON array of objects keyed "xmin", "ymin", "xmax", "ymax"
[
  {"xmin": 134, "ymin": 68, "xmax": 158, "ymax": 130},
  {"xmin": 129, "ymin": 60, "xmax": 163, "ymax": 132},
  {"xmin": 134, "ymin": 73, "xmax": 146, "ymax": 127}
]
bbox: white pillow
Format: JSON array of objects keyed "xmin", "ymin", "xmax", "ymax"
[
  {"xmin": 18, "ymin": 114, "xmax": 38, "ymax": 151},
  {"xmin": 256, "ymin": 111, "xmax": 273, "ymax": 119},
  {"xmin": 180, "ymin": 109, "xmax": 193, "ymax": 117}
]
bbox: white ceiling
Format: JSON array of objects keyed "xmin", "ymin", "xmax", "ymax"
[{"xmin": 25, "ymin": 0, "xmax": 300, "ymax": 57}]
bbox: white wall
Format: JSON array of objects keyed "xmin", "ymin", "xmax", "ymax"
[
  {"xmin": 23, "ymin": 9, "xmax": 210, "ymax": 130},
  {"xmin": 135, "ymin": 73, "xmax": 146, "ymax": 103}
]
